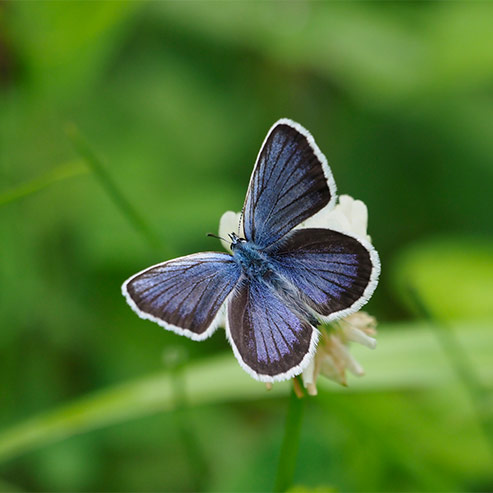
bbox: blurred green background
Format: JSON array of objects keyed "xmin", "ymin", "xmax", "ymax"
[{"xmin": 1, "ymin": 1, "xmax": 493, "ymax": 491}]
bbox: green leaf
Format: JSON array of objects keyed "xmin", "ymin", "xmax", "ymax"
[
  {"xmin": 8, "ymin": 1, "xmax": 139, "ymax": 96},
  {"xmin": 392, "ymin": 238, "xmax": 493, "ymax": 321},
  {"xmin": 288, "ymin": 486, "xmax": 336, "ymax": 493},
  {"xmin": 0, "ymin": 161, "xmax": 87, "ymax": 207},
  {"xmin": 0, "ymin": 321, "xmax": 492, "ymax": 465}
]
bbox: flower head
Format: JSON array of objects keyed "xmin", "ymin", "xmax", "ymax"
[{"xmin": 302, "ymin": 311, "xmax": 377, "ymax": 394}]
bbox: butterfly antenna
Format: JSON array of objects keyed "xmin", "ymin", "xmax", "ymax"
[
  {"xmin": 238, "ymin": 211, "xmax": 244, "ymax": 236},
  {"xmin": 207, "ymin": 233, "xmax": 229, "ymax": 243}
]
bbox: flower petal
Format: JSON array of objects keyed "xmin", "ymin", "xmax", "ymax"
[
  {"xmin": 344, "ymin": 312, "xmax": 377, "ymax": 335},
  {"xmin": 319, "ymin": 353, "xmax": 347, "ymax": 386},
  {"xmin": 218, "ymin": 211, "xmax": 241, "ymax": 252},
  {"xmin": 329, "ymin": 335, "xmax": 365, "ymax": 377},
  {"xmin": 343, "ymin": 325, "xmax": 377, "ymax": 349},
  {"xmin": 302, "ymin": 357, "xmax": 316, "ymax": 386}
]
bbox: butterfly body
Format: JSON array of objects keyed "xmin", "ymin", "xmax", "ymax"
[
  {"xmin": 123, "ymin": 119, "xmax": 380, "ymax": 382},
  {"xmin": 231, "ymin": 237, "xmax": 271, "ymax": 280}
]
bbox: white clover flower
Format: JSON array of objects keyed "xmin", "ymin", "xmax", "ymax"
[
  {"xmin": 301, "ymin": 311, "xmax": 377, "ymax": 394},
  {"xmin": 218, "ymin": 195, "xmax": 378, "ymax": 394}
]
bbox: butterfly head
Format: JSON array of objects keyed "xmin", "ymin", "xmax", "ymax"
[{"xmin": 229, "ymin": 232, "xmax": 246, "ymax": 250}]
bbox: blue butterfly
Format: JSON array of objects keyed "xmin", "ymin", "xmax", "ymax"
[{"xmin": 122, "ymin": 119, "xmax": 380, "ymax": 382}]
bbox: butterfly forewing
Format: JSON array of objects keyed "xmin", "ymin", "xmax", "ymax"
[
  {"xmin": 123, "ymin": 252, "xmax": 240, "ymax": 340},
  {"xmin": 242, "ymin": 120, "xmax": 336, "ymax": 248},
  {"xmin": 267, "ymin": 228, "xmax": 380, "ymax": 320},
  {"xmin": 227, "ymin": 277, "xmax": 318, "ymax": 381}
]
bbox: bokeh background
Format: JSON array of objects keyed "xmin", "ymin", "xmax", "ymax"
[{"xmin": 1, "ymin": 2, "xmax": 493, "ymax": 492}]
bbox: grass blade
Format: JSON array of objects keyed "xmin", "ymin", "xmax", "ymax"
[
  {"xmin": 0, "ymin": 321, "xmax": 492, "ymax": 465},
  {"xmin": 0, "ymin": 161, "xmax": 87, "ymax": 207},
  {"xmin": 66, "ymin": 123, "xmax": 165, "ymax": 253},
  {"xmin": 274, "ymin": 384, "xmax": 305, "ymax": 492}
]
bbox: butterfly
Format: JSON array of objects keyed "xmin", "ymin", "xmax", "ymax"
[{"xmin": 122, "ymin": 119, "xmax": 380, "ymax": 382}]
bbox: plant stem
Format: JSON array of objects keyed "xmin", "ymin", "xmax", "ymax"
[
  {"xmin": 274, "ymin": 382, "xmax": 306, "ymax": 492},
  {"xmin": 170, "ymin": 364, "xmax": 210, "ymax": 491},
  {"xmin": 408, "ymin": 287, "xmax": 493, "ymax": 458},
  {"xmin": 66, "ymin": 123, "xmax": 165, "ymax": 254},
  {"xmin": 0, "ymin": 161, "xmax": 87, "ymax": 207}
]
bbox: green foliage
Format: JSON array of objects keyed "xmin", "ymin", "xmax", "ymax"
[
  {"xmin": 393, "ymin": 238, "xmax": 493, "ymax": 321},
  {"xmin": 288, "ymin": 486, "xmax": 336, "ymax": 493},
  {"xmin": 0, "ymin": 162, "xmax": 87, "ymax": 207},
  {"xmin": 1, "ymin": 321, "xmax": 492, "ymax": 489},
  {"xmin": 1, "ymin": 1, "xmax": 493, "ymax": 491}
]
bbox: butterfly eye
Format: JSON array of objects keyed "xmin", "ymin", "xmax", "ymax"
[{"xmin": 229, "ymin": 232, "xmax": 247, "ymax": 245}]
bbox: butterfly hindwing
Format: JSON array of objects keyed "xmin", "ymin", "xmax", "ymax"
[
  {"xmin": 226, "ymin": 277, "xmax": 318, "ymax": 381},
  {"xmin": 123, "ymin": 252, "xmax": 241, "ymax": 340},
  {"xmin": 242, "ymin": 119, "xmax": 336, "ymax": 248},
  {"xmin": 267, "ymin": 228, "xmax": 380, "ymax": 321}
]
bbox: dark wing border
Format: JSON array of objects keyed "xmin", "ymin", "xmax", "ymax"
[{"xmin": 122, "ymin": 252, "xmax": 239, "ymax": 341}]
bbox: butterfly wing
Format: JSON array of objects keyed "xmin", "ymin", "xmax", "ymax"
[
  {"xmin": 242, "ymin": 119, "xmax": 336, "ymax": 248},
  {"xmin": 267, "ymin": 228, "xmax": 380, "ymax": 321},
  {"xmin": 122, "ymin": 252, "xmax": 241, "ymax": 340},
  {"xmin": 226, "ymin": 277, "xmax": 319, "ymax": 382}
]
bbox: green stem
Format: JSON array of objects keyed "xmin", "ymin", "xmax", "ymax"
[
  {"xmin": 65, "ymin": 123, "xmax": 165, "ymax": 254},
  {"xmin": 274, "ymin": 383, "xmax": 306, "ymax": 492},
  {"xmin": 171, "ymin": 366, "xmax": 210, "ymax": 492},
  {"xmin": 408, "ymin": 287, "xmax": 493, "ymax": 458},
  {"xmin": 0, "ymin": 161, "xmax": 87, "ymax": 207}
]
